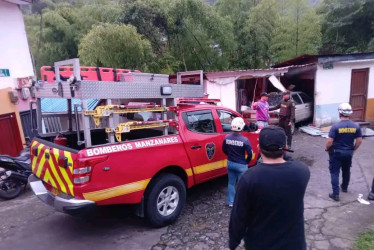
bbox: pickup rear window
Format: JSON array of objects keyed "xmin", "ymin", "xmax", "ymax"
[{"xmin": 182, "ymin": 110, "xmax": 216, "ymax": 134}]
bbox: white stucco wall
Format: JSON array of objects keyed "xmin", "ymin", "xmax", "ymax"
[
  {"xmin": 314, "ymin": 60, "xmax": 374, "ymax": 126},
  {"xmin": 205, "ymin": 78, "xmax": 237, "ymax": 111},
  {"xmin": 0, "ymin": 0, "xmax": 34, "ymax": 90}
]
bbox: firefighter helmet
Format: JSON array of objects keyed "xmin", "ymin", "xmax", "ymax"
[
  {"xmin": 338, "ymin": 103, "xmax": 353, "ymax": 117},
  {"xmin": 231, "ymin": 117, "xmax": 246, "ymax": 132}
]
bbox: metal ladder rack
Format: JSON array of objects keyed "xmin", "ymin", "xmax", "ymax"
[{"xmin": 34, "ymin": 58, "xmax": 204, "ymax": 148}]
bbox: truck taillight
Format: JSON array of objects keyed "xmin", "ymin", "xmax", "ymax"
[
  {"xmin": 73, "ymin": 176, "xmax": 90, "ymax": 184},
  {"xmin": 73, "ymin": 155, "xmax": 108, "ymax": 185}
]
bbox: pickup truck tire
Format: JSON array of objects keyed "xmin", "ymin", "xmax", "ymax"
[{"xmin": 144, "ymin": 173, "xmax": 186, "ymax": 228}]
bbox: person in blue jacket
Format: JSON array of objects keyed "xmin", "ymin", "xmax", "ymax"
[
  {"xmin": 222, "ymin": 117, "xmax": 252, "ymax": 207},
  {"xmin": 325, "ymin": 103, "xmax": 362, "ymax": 201}
]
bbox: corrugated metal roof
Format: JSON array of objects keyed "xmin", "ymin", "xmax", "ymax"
[
  {"xmin": 41, "ymin": 98, "xmax": 99, "ymax": 112},
  {"xmin": 273, "ymin": 52, "xmax": 374, "ymax": 68},
  {"xmin": 204, "ymin": 64, "xmax": 314, "ymax": 79}
]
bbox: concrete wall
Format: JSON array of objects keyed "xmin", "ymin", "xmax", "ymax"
[
  {"xmin": 314, "ymin": 60, "xmax": 374, "ymax": 127},
  {"xmin": 0, "ymin": 0, "xmax": 34, "ymax": 143},
  {"xmin": 0, "ymin": 0, "xmax": 34, "ymax": 90}
]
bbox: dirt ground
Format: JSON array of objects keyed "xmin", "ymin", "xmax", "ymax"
[{"xmin": 1, "ymin": 132, "xmax": 374, "ymax": 250}]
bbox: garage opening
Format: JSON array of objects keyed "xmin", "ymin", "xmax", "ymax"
[
  {"xmin": 235, "ymin": 65, "xmax": 316, "ymax": 126},
  {"xmin": 283, "ymin": 65, "xmax": 316, "ymax": 125}
]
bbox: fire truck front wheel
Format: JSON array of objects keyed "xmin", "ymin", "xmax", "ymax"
[{"xmin": 145, "ymin": 173, "xmax": 186, "ymax": 228}]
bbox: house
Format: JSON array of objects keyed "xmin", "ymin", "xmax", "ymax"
[
  {"xmin": 272, "ymin": 52, "xmax": 374, "ymax": 127},
  {"xmin": 0, "ymin": 0, "xmax": 34, "ymax": 156},
  {"xmin": 203, "ymin": 52, "xmax": 374, "ymax": 128}
]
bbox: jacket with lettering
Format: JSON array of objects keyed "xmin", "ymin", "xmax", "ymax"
[
  {"xmin": 222, "ymin": 133, "xmax": 253, "ymax": 165},
  {"xmin": 270, "ymin": 99, "xmax": 295, "ymax": 122},
  {"xmin": 328, "ymin": 120, "xmax": 362, "ymax": 150}
]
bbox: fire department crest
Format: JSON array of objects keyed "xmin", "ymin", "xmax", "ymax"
[{"xmin": 205, "ymin": 143, "xmax": 215, "ymax": 160}]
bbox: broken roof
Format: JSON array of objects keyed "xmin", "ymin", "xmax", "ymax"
[
  {"xmin": 204, "ymin": 64, "xmax": 314, "ymax": 79},
  {"xmin": 204, "ymin": 67, "xmax": 289, "ymax": 79},
  {"xmin": 273, "ymin": 52, "xmax": 374, "ymax": 68}
]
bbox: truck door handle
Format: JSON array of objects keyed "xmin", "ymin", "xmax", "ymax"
[{"xmin": 191, "ymin": 145, "xmax": 202, "ymax": 149}]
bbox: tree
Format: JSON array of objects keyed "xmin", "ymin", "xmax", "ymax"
[
  {"xmin": 122, "ymin": 0, "xmax": 169, "ymax": 55},
  {"xmin": 270, "ymin": 0, "xmax": 321, "ymax": 63},
  {"xmin": 317, "ymin": 0, "xmax": 374, "ymax": 53},
  {"xmin": 75, "ymin": 1, "xmax": 123, "ymax": 36},
  {"xmin": 24, "ymin": 0, "xmax": 124, "ymax": 77},
  {"xmin": 164, "ymin": 0, "xmax": 235, "ymax": 72},
  {"xmin": 243, "ymin": 0, "xmax": 280, "ymax": 67},
  {"xmin": 214, "ymin": 0, "xmax": 260, "ymax": 69},
  {"xmin": 78, "ymin": 23, "xmax": 154, "ymax": 70}
]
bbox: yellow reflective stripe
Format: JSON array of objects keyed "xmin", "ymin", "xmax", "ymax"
[
  {"xmin": 245, "ymin": 153, "xmax": 256, "ymax": 160},
  {"xmin": 65, "ymin": 151, "xmax": 74, "ymax": 195},
  {"xmin": 31, "ymin": 155, "xmax": 38, "ymax": 172},
  {"xmin": 64, "ymin": 151, "xmax": 74, "ymax": 175},
  {"xmin": 30, "ymin": 142, "xmax": 38, "ymax": 171},
  {"xmin": 53, "ymin": 149, "xmax": 74, "ymax": 195},
  {"xmin": 83, "ymin": 179, "xmax": 151, "ymax": 202},
  {"xmin": 43, "ymin": 169, "xmax": 57, "ymax": 188},
  {"xmin": 185, "ymin": 168, "xmax": 193, "ymax": 177},
  {"xmin": 36, "ymin": 149, "xmax": 47, "ymax": 177},
  {"xmin": 32, "ymin": 143, "xmax": 45, "ymax": 172},
  {"xmin": 193, "ymin": 159, "xmax": 227, "ymax": 175},
  {"xmin": 48, "ymin": 154, "xmax": 67, "ymax": 194}
]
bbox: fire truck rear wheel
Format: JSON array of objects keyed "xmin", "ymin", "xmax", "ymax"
[{"xmin": 145, "ymin": 173, "xmax": 186, "ymax": 228}]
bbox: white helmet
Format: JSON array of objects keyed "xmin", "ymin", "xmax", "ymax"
[
  {"xmin": 338, "ymin": 103, "xmax": 353, "ymax": 117},
  {"xmin": 231, "ymin": 117, "xmax": 246, "ymax": 132}
]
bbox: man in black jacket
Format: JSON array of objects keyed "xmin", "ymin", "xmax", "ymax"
[{"xmin": 229, "ymin": 126, "xmax": 310, "ymax": 250}]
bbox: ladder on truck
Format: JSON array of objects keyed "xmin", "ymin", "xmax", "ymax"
[{"xmin": 32, "ymin": 58, "xmax": 205, "ymax": 148}]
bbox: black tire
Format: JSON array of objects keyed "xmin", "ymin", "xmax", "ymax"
[
  {"xmin": 144, "ymin": 173, "xmax": 186, "ymax": 228},
  {"xmin": 0, "ymin": 179, "xmax": 22, "ymax": 200}
]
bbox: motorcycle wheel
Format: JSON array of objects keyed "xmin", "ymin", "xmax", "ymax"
[{"xmin": 0, "ymin": 177, "xmax": 22, "ymax": 200}]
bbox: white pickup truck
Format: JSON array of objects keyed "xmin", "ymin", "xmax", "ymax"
[{"xmin": 248, "ymin": 91, "xmax": 313, "ymax": 133}]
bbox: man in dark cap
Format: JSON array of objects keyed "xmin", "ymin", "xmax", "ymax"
[
  {"xmin": 229, "ymin": 126, "xmax": 310, "ymax": 250},
  {"xmin": 252, "ymin": 92, "xmax": 270, "ymax": 128},
  {"xmin": 270, "ymin": 91, "xmax": 295, "ymax": 148}
]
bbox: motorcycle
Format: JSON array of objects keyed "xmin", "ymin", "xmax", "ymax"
[{"xmin": 0, "ymin": 146, "xmax": 32, "ymax": 200}]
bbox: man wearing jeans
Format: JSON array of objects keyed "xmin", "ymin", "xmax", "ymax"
[
  {"xmin": 252, "ymin": 92, "xmax": 270, "ymax": 128},
  {"xmin": 325, "ymin": 103, "xmax": 362, "ymax": 201},
  {"xmin": 222, "ymin": 117, "xmax": 252, "ymax": 207}
]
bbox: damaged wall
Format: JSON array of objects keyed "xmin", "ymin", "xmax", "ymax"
[{"xmin": 204, "ymin": 77, "xmax": 237, "ymax": 111}]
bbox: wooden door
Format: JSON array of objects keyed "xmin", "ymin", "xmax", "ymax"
[
  {"xmin": 0, "ymin": 113, "xmax": 23, "ymax": 156},
  {"xmin": 350, "ymin": 68, "xmax": 369, "ymax": 121}
]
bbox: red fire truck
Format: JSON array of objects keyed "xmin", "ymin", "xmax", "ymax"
[{"xmin": 29, "ymin": 59, "xmax": 260, "ymax": 227}]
